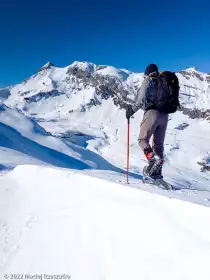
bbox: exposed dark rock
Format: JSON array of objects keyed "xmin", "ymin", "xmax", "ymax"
[
  {"xmin": 174, "ymin": 123, "xmax": 189, "ymax": 130},
  {"xmin": 197, "ymin": 159, "xmax": 210, "ymax": 172},
  {"xmin": 66, "ymin": 63, "xmax": 94, "ymax": 85},
  {"xmin": 24, "ymin": 90, "xmax": 64, "ymax": 103},
  {"xmin": 67, "ymin": 66, "xmax": 91, "ymax": 83},
  {"xmin": 206, "ymin": 75, "xmax": 210, "ymax": 82},
  {"xmin": 95, "ymin": 65, "xmax": 107, "ymax": 71},
  {"xmin": 180, "ymin": 69, "xmax": 204, "ymax": 81},
  {"xmin": 179, "ymin": 106, "xmax": 210, "ymax": 120},
  {"xmin": 180, "ymin": 70, "xmax": 191, "ymax": 79},
  {"xmin": 193, "ymin": 71, "xmax": 204, "ymax": 81}
]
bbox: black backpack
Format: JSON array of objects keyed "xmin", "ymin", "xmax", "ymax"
[{"xmin": 156, "ymin": 71, "xmax": 180, "ymax": 113}]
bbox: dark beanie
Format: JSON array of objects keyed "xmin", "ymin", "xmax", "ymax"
[{"xmin": 144, "ymin": 64, "xmax": 158, "ymax": 76}]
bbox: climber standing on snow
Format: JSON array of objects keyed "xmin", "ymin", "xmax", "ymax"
[{"xmin": 126, "ymin": 64, "xmax": 180, "ymax": 179}]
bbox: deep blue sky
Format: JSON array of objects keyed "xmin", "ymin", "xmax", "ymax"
[{"xmin": 0, "ymin": 0, "xmax": 210, "ymax": 86}]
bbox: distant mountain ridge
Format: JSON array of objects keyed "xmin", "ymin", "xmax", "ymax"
[{"xmin": 1, "ymin": 61, "xmax": 210, "ymax": 119}]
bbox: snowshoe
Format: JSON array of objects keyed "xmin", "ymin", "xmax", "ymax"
[{"xmin": 143, "ymin": 166, "xmax": 172, "ymax": 190}]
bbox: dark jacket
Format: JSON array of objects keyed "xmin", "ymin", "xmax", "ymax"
[{"xmin": 132, "ymin": 73, "xmax": 159, "ymax": 113}]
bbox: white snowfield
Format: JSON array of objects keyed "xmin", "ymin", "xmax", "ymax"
[{"xmin": 1, "ymin": 165, "xmax": 210, "ymax": 280}]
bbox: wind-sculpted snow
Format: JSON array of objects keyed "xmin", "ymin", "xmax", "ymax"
[{"xmin": 0, "ymin": 121, "xmax": 89, "ymax": 170}]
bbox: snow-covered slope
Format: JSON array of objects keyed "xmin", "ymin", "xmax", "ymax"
[
  {"xmin": 0, "ymin": 101, "xmax": 210, "ymax": 203},
  {"xmin": 1, "ymin": 166, "xmax": 210, "ymax": 280},
  {"xmin": 0, "ymin": 104, "xmax": 126, "ymax": 173}
]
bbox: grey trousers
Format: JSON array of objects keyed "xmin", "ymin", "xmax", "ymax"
[{"xmin": 138, "ymin": 109, "xmax": 168, "ymax": 159}]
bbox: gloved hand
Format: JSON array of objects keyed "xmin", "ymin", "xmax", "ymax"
[{"xmin": 126, "ymin": 105, "xmax": 134, "ymax": 119}]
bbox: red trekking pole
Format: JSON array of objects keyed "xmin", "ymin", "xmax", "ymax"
[{"xmin": 126, "ymin": 117, "xmax": 130, "ymax": 184}]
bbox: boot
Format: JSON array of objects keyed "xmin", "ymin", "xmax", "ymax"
[
  {"xmin": 152, "ymin": 164, "xmax": 163, "ymax": 179},
  {"xmin": 144, "ymin": 152, "xmax": 164, "ymax": 179}
]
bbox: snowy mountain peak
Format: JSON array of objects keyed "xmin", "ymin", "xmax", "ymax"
[
  {"xmin": 38, "ymin": 62, "xmax": 55, "ymax": 72},
  {"xmin": 95, "ymin": 65, "xmax": 130, "ymax": 81},
  {"xmin": 179, "ymin": 67, "xmax": 207, "ymax": 84},
  {"xmin": 184, "ymin": 67, "xmax": 199, "ymax": 72},
  {"xmin": 69, "ymin": 61, "xmax": 95, "ymax": 73},
  {"xmin": 180, "ymin": 67, "xmax": 205, "ymax": 76}
]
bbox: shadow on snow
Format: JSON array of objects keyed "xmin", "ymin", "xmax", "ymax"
[{"xmin": 0, "ymin": 122, "xmax": 142, "ymax": 181}]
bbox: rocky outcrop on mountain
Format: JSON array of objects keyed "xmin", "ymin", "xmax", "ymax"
[
  {"xmin": 180, "ymin": 106, "xmax": 210, "ymax": 120},
  {"xmin": 63, "ymin": 62, "xmax": 133, "ymax": 109},
  {"xmin": 67, "ymin": 62, "xmax": 94, "ymax": 83},
  {"xmin": 91, "ymin": 74, "xmax": 131, "ymax": 109},
  {"xmin": 24, "ymin": 90, "xmax": 63, "ymax": 103},
  {"xmin": 180, "ymin": 70, "xmax": 191, "ymax": 80},
  {"xmin": 197, "ymin": 157, "xmax": 210, "ymax": 172}
]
